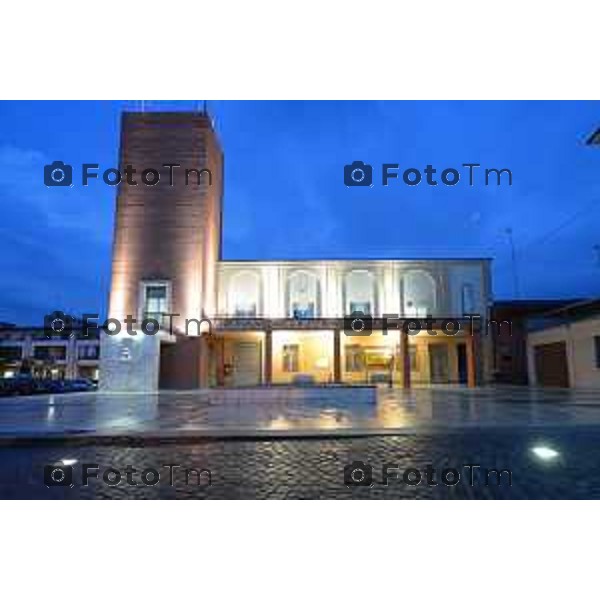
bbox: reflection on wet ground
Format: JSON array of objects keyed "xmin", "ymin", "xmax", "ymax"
[
  {"xmin": 0, "ymin": 386, "xmax": 599, "ymax": 436},
  {"xmin": 1, "ymin": 426, "xmax": 598, "ymax": 498},
  {"xmin": 2, "ymin": 387, "xmax": 599, "ymax": 498}
]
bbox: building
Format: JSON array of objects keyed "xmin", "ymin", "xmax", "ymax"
[
  {"xmin": 0, "ymin": 324, "xmax": 100, "ymax": 381},
  {"xmin": 527, "ymin": 299, "xmax": 600, "ymax": 388},
  {"xmin": 490, "ymin": 300, "xmax": 577, "ymax": 385},
  {"xmin": 99, "ymin": 111, "xmax": 494, "ymax": 391}
]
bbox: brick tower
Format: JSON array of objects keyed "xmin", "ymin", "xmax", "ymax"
[{"xmin": 101, "ymin": 111, "xmax": 223, "ymax": 391}]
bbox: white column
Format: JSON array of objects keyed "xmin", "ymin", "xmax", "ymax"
[{"xmin": 261, "ymin": 264, "xmax": 282, "ymax": 318}]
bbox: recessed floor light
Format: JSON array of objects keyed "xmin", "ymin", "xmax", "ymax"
[{"xmin": 531, "ymin": 446, "xmax": 560, "ymax": 461}]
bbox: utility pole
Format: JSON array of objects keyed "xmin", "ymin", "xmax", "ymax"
[{"xmin": 505, "ymin": 227, "xmax": 520, "ymax": 299}]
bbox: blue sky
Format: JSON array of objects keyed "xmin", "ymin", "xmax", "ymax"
[{"xmin": 0, "ymin": 100, "xmax": 599, "ymax": 324}]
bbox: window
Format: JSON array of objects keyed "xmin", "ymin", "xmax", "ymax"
[
  {"xmin": 0, "ymin": 346, "xmax": 22, "ymax": 361},
  {"xmin": 345, "ymin": 345, "xmax": 365, "ymax": 372},
  {"xmin": 402, "ymin": 271, "xmax": 436, "ymax": 317},
  {"xmin": 143, "ymin": 284, "xmax": 168, "ymax": 320},
  {"xmin": 345, "ymin": 270, "xmax": 376, "ymax": 316},
  {"xmin": 282, "ymin": 344, "xmax": 299, "ymax": 372},
  {"xmin": 78, "ymin": 345, "xmax": 99, "ymax": 360},
  {"xmin": 234, "ymin": 304, "xmax": 257, "ymax": 317},
  {"xmin": 405, "ymin": 302, "xmax": 429, "ymax": 317},
  {"xmin": 228, "ymin": 272, "xmax": 261, "ymax": 316},
  {"xmin": 349, "ymin": 301, "xmax": 371, "ymax": 315},
  {"xmin": 292, "ymin": 302, "xmax": 315, "ymax": 319},
  {"xmin": 287, "ymin": 271, "xmax": 319, "ymax": 318},
  {"xmin": 33, "ymin": 346, "xmax": 66, "ymax": 361},
  {"xmin": 461, "ymin": 283, "xmax": 475, "ymax": 314},
  {"xmin": 595, "ymin": 336, "xmax": 600, "ymax": 369}
]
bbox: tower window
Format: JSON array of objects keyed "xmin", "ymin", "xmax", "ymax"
[{"xmin": 142, "ymin": 282, "xmax": 169, "ymax": 321}]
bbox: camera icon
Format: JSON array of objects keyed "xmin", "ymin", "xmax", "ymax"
[
  {"xmin": 44, "ymin": 310, "xmax": 74, "ymax": 339},
  {"xmin": 44, "ymin": 161, "xmax": 73, "ymax": 187},
  {"xmin": 344, "ymin": 160, "xmax": 373, "ymax": 187},
  {"xmin": 44, "ymin": 463, "xmax": 74, "ymax": 487},
  {"xmin": 344, "ymin": 461, "xmax": 373, "ymax": 487},
  {"xmin": 344, "ymin": 311, "xmax": 373, "ymax": 337}
]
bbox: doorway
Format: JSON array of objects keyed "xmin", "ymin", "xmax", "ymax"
[
  {"xmin": 429, "ymin": 344, "xmax": 450, "ymax": 383},
  {"xmin": 456, "ymin": 343, "xmax": 467, "ymax": 384},
  {"xmin": 534, "ymin": 342, "xmax": 569, "ymax": 387},
  {"xmin": 231, "ymin": 341, "xmax": 262, "ymax": 386}
]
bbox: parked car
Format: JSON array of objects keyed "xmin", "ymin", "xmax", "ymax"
[
  {"xmin": 0, "ymin": 378, "xmax": 16, "ymax": 396},
  {"xmin": 41, "ymin": 379, "xmax": 67, "ymax": 394},
  {"xmin": 0, "ymin": 376, "xmax": 98, "ymax": 396},
  {"xmin": 63, "ymin": 378, "xmax": 97, "ymax": 392},
  {"xmin": 2, "ymin": 374, "xmax": 42, "ymax": 396}
]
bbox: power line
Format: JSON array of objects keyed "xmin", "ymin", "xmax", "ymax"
[
  {"xmin": 493, "ymin": 197, "xmax": 599, "ymax": 280},
  {"xmin": 518, "ymin": 197, "xmax": 599, "ymax": 254}
]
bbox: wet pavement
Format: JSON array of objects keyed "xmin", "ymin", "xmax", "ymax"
[
  {"xmin": 1, "ymin": 426, "xmax": 598, "ymax": 498},
  {"xmin": 1, "ymin": 386, "xmax": 599, "ymax": 498},
  {"xmin": 1, "ymin": 386, "xmax": 600, "ymax": 437}
]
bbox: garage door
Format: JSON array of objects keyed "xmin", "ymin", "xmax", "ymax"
[{"xmin": 534, "ymin": 342, "xmax": 569, "ymax": 387}]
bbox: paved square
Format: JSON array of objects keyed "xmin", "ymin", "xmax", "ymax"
[{"xmin": 0, "ymin": 386, "xmax": 599, "ymax": 438}]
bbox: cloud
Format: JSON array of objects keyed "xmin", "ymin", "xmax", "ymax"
[{"xmin": 0, "ymin": 145, "xmax": 112, "ymax": 323}]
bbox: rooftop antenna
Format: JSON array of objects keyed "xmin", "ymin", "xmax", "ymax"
[{"xmin": 201, "ymin": 100, "xmax": 216, "ymax": 129}]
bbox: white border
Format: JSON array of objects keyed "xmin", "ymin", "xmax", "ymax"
[
  {"xmin": 1, "ymin": 1, "xmax": 598, "ymax": 99},
  {"xmin": 2, "ymin": 0, "xmax": 598, "ymax": 593},
  {"xmin": 4, "ymin": 502, "xmax": 598, "ymax": 599}
]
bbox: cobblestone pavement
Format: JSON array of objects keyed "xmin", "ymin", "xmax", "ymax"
[
  {"xmin": 2, "ymin": 386, "xmax": 600, "ymax": 437},
  {"xmin": 1, "ymin": 426, "xmax": 599, "ymax": 498}
]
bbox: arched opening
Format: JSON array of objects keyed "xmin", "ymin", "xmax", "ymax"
[
  {"xmin": 344, "ymin": 269, "xmax": 376, "ymax": 315},
  {"xmin": 228, "ymin": 271, "xmax": 262, "ymax": 317},
  {"xmin": 286, "ymin": 270, "xmax": 320, "ymax": 318},
  {"xmin": 401, "ymin": 270, "xmax": 437, "ymax": 317}
]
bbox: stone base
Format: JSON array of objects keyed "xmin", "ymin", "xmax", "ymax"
[{"xmin": 98, "ymin": 331, "xmax": 161, "ymax": 393}]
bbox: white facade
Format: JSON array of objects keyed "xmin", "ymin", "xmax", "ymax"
[{"xmin": 217, "ymin": 259, "xmax": 491, "ymax": 320}]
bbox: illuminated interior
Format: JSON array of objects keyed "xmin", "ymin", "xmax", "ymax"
[{"xmin": 272, "ymin": 330, "xmax": 334, "ymax": 384}]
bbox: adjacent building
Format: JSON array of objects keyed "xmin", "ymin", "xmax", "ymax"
[
  {"xmin": 99, "ymin": 111, "xmax": 494, "ymax": 391},
  {"xmin": 0, "ymin": 324, "xmax": 100, "ymax": 381},
  {"xmin": 490, "ymin": 299, "xmax": 577, "ymax": 385},
  {"xmin": 527, "ymin": 299, "xmax": 600, "ymax": 388}
]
